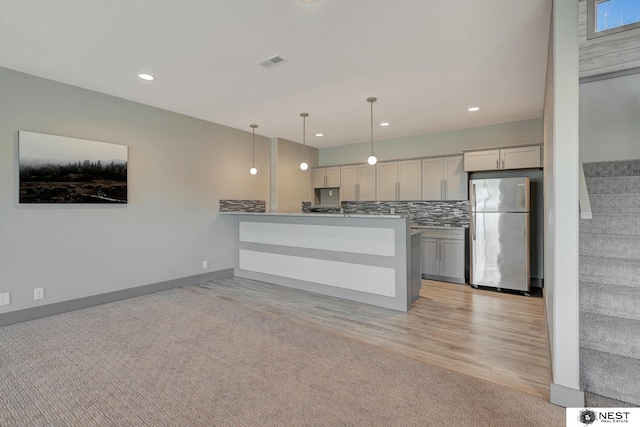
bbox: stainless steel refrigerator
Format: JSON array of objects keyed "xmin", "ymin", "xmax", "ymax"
[{"xmin": 469, "ymin": 177, "xmax": 531, "ymax": 294}]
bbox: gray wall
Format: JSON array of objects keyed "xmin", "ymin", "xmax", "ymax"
[
  {"xmin": 276, "ymin": 138, "xmax": 318, "ymax": 212},
  {"xmin": 319, "ymin": 118, "xmax": 543, "ymax": 166},
  {"xmin": 580, "ymin": 72, "xmax": 640, "ymax": 162},
  {"xmin": 0, "ymin": 67, "xmax": 270, "ymax": 314}
]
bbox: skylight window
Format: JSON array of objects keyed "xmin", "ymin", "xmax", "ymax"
[{"xmin": 588, "ymin": 0, "xmax": 640, "ymax": 39}]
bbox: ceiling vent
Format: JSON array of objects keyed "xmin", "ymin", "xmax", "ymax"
[{"xmin": 258, "ymin": 55, "xmax": 287, "ymax": 69}]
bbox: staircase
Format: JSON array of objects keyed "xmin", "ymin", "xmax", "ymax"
[{"xmin": 580, "ymin": 160, "xmax": 640, "ymax": 406}]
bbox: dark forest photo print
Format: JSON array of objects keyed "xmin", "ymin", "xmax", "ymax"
[{"xmin": 19, "ymin": 131, "xmax": 128, "ymax": 204}]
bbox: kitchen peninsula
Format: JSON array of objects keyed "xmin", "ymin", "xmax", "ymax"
[{"xmin": 222, "ymin": 212, "xmax": 421, "ymax": 311}]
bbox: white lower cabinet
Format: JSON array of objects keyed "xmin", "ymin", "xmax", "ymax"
[{"xmin": 419, "ymin": 228, "xmax": 466, "ymax": 284}]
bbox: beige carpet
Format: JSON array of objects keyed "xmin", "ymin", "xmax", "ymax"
[{"xmin": 0, "ymin": 286, "xmax": 565, "ymax": 426}]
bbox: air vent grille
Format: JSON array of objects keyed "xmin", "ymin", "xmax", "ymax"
[{"xmin": 258, "ymin": 55, "xmax": 287, "ymax": 69}]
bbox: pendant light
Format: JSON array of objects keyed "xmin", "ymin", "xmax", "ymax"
[
  {"xmin": 367, "ymin": 97, "xmax": 378, "ymax": 165},
  {"xmin": 249, "ymin": 124, "xmax": 258, "ymax": 175},
  {"xmin": 299, "ymin": 112, "xmax": 309, "ymax": 171}
]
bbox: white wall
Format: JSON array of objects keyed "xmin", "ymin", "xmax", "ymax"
[
  {"xmin": 580, "ymin": 72, "xmax": 640, "ymax": 162},
  {"xmin": 547, "ymin": 0, "xmax": 582, "ymax": 406},
  {"xmin": 319, "ymin": 118, "xmax": 542, "ymax": 166},
  {"xmin": 0, "ymin": 67, "xmax": 270, "ymax": 314},
  {"xmin": 543, "ymin": 9, "xmax": 556, "ymax": 380}
]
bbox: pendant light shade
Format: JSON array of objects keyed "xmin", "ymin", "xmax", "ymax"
[
  {"xmin": 367, "ymin": 97, "xmax": 378, "ymax": 165},
  {"xmin": 300, "ymin": 112, "xmax": 309, "ymax": 171},
  {"xmin": 249, "ymin": 124, "xmax": 258, "ymax": 175}
]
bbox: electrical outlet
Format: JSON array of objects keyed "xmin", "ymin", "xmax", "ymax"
[
  {"xmin": 202, "ymin": 260, "xmax": 208, "ymax": 269},
  {"xmin": 329, "ymin": 190, "xmax": 333, "ymax": 197},
  {"xmin": 34, "ymin": 287, "xmax": 44, "ymax": 300},
  {"xmin": 0, "ymin": 292, "xmax": 10, "ymax": 306}
]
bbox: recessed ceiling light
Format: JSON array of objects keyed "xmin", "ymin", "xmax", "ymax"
[
  {"xmin": 380, "ymin": 122, "xmax": 390, "ymax": 127},
  {"xmin": 468, "ymin": 107, "xmax": 480, "ymax": 112},
  {"xmin": 315, "ymin": 133, "xmax": 323, "ymax": 137},
  {"xmin": 138, "ymin": 73, "xmax": 155, "ymax": 81}
]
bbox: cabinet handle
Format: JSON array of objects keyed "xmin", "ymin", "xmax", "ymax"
[
  {"xmin": 356, "ymin": 184, "xmax": 360, "ymax": 201},
  {"xmin": 441, "ymin": 180, "xmax": 445, "ymax": 200},
  {"xmin": 496, "ymin": 159, "xmax": 499, "ymax": 169},
  {"xmin": 502, "ymin": 158, "xmax": 505, "ymax": 169},
  {"xmin": 396, "ymin": 182, "xmax": 400, "ymax": 200}
]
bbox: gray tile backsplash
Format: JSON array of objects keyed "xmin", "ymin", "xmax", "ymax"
[
  {"xmin": 302, "ymin": 200, "xmax": 469, "ymax": 227},
  {"xmin": 342, "ymin": 200, "xmax": 469, "ymax": 227},
  {"xmin": 219, "ymin": 200, "xmax": 266, "ymax": 213}
]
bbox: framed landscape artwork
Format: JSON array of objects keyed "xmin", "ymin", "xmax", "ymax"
[{"xmin": 19, "ymin": 131, "xmax": 128, "ymax": 204}]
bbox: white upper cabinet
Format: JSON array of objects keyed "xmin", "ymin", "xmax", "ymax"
[
  {"xmin": 376, "ymin": 160, "xmax": 421, "ymax": 201},
  {"xmin": 422, "ymin": 158, "xmax": 445, "ymax": 200},
  {"xmin": 340, "ymin": 165, "xmax": 358, "ymax": 201},
  {"xmin": 463, "ymin": 150, "xmax": 500, "ymax": 172},
  {"xmin": 464, "ymin": 146, "xmax": 541, "ymax": 172},
  {"xmin": 397, "ymin": 160, "xmax": 422, "ymax": 200},
  {"xmin": 358, "ymin": 164, "xmax": 376, "ymax": 201},
  {"xmin": 312, "ymin": 167, "xmax": 341, "ymax": 188},
  {"xmin": 376, "ymin": 162, "xmax": 398, "ymax": 201},
  {"xmin": 422, "ymin": 156, "xmax": 467, "ymax": 201},
  {"xmin": 500, "ymin": 146, "xmax": 541, "ymax": 170},
  {"xmin": 444, "ymin": 156, "xmax": 467, "ymax": 200},
  {"xmin": 338, "ymin": 164, "xmax": 376, "ymax": 201}
]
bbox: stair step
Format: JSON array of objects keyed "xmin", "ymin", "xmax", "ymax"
[
  {"xmin": 589, "ymin": 193, "xmax": 640, "ymax": 214},
  {"xmin": 580, "ymin": 214, "xmax": 640, "ymax": 235},
  {"xmin": 581, "ymin": 348, "xmax": 640, "ymax": 406},
  {"xmin": 583, "ymin": 160, "xmax": 640, "ymax": 179},
  {"xmin": 580, "ymin": 256, "xmax": 640, "ymax": 287},
  {"xmin": 581, "ymin": 282, "xmax": 640, "ymax": 322},
  {"xmin": 580, "ymin": 233, "xmax": 640, "ymax": 260},
  {"xmin": 585, "ymin": 176, "xmax": 640, "ymax": 195},
  {"xmin": 580, "ymin": 312, "xmax": 640, "ymax": 359}
]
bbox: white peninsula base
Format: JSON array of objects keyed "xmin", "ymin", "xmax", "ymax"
[{"xmin": 224, "ymin": 213, "xmax": 420, "ymax": 312}]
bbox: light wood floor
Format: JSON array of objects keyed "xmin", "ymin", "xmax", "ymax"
[{"xmin": 196, "ymin": 277, "xmax": 550, "ymax": 399}]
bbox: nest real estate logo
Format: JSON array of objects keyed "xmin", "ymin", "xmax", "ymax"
[{"xmin": 567, "ymin": 408, "xmax": 638, "ymax": 426}]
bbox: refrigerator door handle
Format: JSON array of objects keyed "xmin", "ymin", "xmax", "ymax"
[
  {"xmin": 472, "ymin": 183, "xmax": 476, "ymax": 212},
  {"xmin": 471, "ymin": 182, "xmax": 477, "ymax": 241},
  {"xmin": 472, "ymin": 213, "xmax": 476, "ymax": 241}
]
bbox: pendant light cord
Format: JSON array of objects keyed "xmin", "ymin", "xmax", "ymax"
[
  {"xmin": 370, "ymin": 100, "xmax": 374, "ymax": 155},
  {"xmin": 250, "ymin": 124, "xmax": 258, "ymax": 171},
  {"xmin": 302, "ymin": 115, "xmax": 306, "ymax": 161}
]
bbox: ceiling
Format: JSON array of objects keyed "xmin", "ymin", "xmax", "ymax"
[{"xmin": 0, "ymin": 0, "xmax": 551, "ymax": 149}]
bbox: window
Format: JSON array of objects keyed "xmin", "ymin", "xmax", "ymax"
[{"xmin": 587, "ymin": 0, "xmax": 640, "ymax": 39}]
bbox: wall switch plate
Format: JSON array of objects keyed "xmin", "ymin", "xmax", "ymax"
[
  {"xmin": 0, "ymin": 292, "xmax": 10, "ymax": 306},
  {"xmin": 202, "ymin": 260, "xmax": 208, "ymax": 269},
  {"xmin": 34, "ymin": 288, "xmax": 44, "ymax": 300},
  {"xmin": 329, "ymin": 190, "xmax": 333, "ymax": 196}
]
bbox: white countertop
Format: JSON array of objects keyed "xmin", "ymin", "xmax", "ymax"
[
  {"xmin": 220, "ymin": 211, "xmax": 407, "ymax": 219},
  {"xmin": 411, "ymin": 225, "xmax": 468, "ymax": 230}
]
